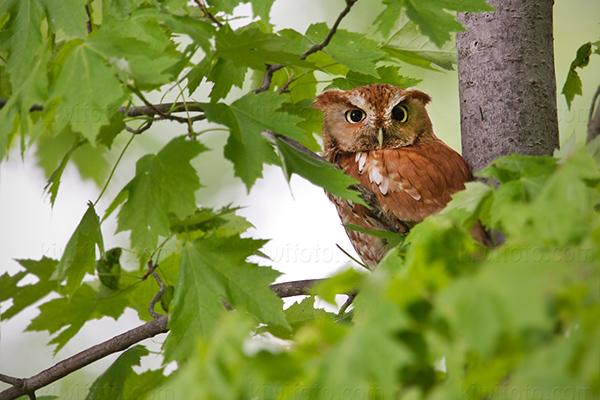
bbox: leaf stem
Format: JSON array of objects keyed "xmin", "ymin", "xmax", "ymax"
[{"xmin": 93, "ymin": 132, "xmax": 136, "ymax": 208}]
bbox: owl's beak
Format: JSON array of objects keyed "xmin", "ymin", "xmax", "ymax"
[{"xmin": 378, "ymin": 128, "xmax": 384, "ymax": 148}]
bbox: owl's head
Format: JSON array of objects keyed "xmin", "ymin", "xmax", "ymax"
[{"xmin": 313, "ymin": 84, "xmax": 438, "ymax": 153}]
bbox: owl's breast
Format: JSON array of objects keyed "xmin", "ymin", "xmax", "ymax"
[{"xmin": 335, "ymin": 140, "xmax": 472, "ymax": 223}]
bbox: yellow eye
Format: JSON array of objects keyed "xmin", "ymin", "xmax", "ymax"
[
  {"xmin": 392, "ymin": 105, "xmax": 408, "ymax": 122},
  {"xmin": 345, "ymin": 109, "xmax": 365, "ymax": 123}
]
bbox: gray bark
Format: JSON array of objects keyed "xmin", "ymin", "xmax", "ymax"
[{"xmin": 456, "ymin": 0, "xmax": 559, "ymax": 173}]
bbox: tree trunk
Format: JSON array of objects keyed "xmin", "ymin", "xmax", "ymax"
[{"xmin": 456, "ymin": 0, "xmax": 559, "ymax": 173}]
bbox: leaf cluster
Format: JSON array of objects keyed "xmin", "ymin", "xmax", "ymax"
[
  {"xmin": 5, "ymin": 1, "xmax": 597, "ymax": 400},
  {"xmin": 561, "ymin": 40, "xmax": 600, "ymax": 109},
  {"xmin": 140, "ymin": 137, "xmax": 600, "ymax": 400}
]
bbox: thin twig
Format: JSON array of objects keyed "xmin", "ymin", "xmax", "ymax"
[
  {"xmin": 125, "ymin": 119, "xmax": 153, "ymax": 135},
  {"xmin": 587, "ymin": 84, "xmax": 600, "ymax": 143},
  {"xmin": 194, "ymin": 0, "xmax": 223, "ymax": 27},
  {"xmin": 337, "ymin": 293, "xmax": 356, "ymax": 316},
  {"xmin": 252, "ymin": 64, "xmax": 285, "ymax": 94},
  {"xmin": 278, "ymin": 75, "xmax": 294, "ymax": 94},
  {"xmin": 147, "ymin": 261, "xmax": 167, "ymax": 319},
  {"xmin": 127, "ymin": 85, "xmax": 192, "ymax": 125},
  {"xmin": 85, "ymin": 5, "xmax": 93, "ymax": 34},
  {"xmin": 253, "ymin": 0, "xmax": 358, "ymax": 93},
  {"xmin": 300, "ymin": 0, "xmax": 358, "ymax": 60}
]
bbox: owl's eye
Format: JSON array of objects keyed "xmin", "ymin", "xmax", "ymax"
[
  {"xmin": 392, "ymin": 105, "xmax": 408, "ymax": 122},
  {"xmin": 345, "ymin": 109, "xmax": 365, "ymax": 123}
]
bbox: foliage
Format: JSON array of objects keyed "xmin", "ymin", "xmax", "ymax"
[
  {"xmin": 561, "ymin": 40, "xmax": 600, "ymax": 109},
  {"xmin": 0, "ymin": 0, "xmax": 597, "ymax": 400}
]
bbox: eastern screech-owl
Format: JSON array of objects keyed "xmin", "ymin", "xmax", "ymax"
[{"xmin": 313, "ymin": 84, "xmax": 472, "ymax": 270}]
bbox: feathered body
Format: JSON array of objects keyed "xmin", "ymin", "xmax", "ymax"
[{"xmin": 314, "ymin": 84, "xmax": 472, "ymax": 269}]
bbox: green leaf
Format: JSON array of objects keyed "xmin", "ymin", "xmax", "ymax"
[
  {"xmin": 330, "ymin": 66, "xmax": 421, "ymax": 91},
  {"xmin": 500, "ymin": 149, "xmax": 600, "ymax": 246},
  {"xmin": 561, "ymin": 42, "xmax": 593, "ymax": 109},
  {"xmin": 215, "ymin": 23, "xmax": 312, "ymax": 71},
  {"xmin": 49, "ymin": 39, "xmax": 126, "ymax": 144},
  {"xmin": 201, "ymin": 92, "xmax": 308, "ymax": 190},
  {"xmin": 381, "ymin": 19, "xmax": 457, "ymax": 70},
  {"xmin": 56, "ymin": 203, "xmax": 104, "ymax": 295},
  {"xmin": 0, "ymin": 257, "xmax": 58, "ymax": 320},
  {"xmin": 116, "ymin": 136, "xmax": 206, "ymax": 253},
  {"xmin": 44, "ymin": 137, "xmax": 84, "ymax": 207},
  {"xmin": 0, "ymin": 0, "xmax": 86, "ymax": 89},
  {"xmin": 311, "ymin": 268, "xmax": 365, "ymax": 306},
  {"xmin": 85, "ymin": 346, "xmax": 149, "ymax": 400},
  {"xmin": 0, "ymin": 40, "xmax": 49, "ymax": 159},
  {"xmin": 437, "ymin": 249, "xmax": 559, "ymax": 356},
  {"xmin": 96, "ymin": 247, "xmax": 123, "ymax": 291},
  {"xmin": 477, "ymin": 154, "xmax": 557, "ymax": 184},
  {"xmin": 86, "ymin": 11, "xmax": 183, "ymax": 88},
  {"xmin": 249, "ymin": 0, "xmax": 275, "ymax": 23},
  {"xmin": 273, "ymin": 135, "xmax": 365, "ymax": 206},
  {"xmin": 207, "ymin": 57, "xmax": 247, "ymax": 102},
  {"xmin": 164, "ymin": 236, "xmax": 288, "ymax": 362},
  {"xmin": 121, "ymin": 368, "xmax": 167, "ymax": 400},
  {"xmin": 169, "ymin": 206, "xmax": 252, "ymax": 238},
  {"xmin": 441, "ymin": 181, "xmax": 493, "ymax": 227},
  {"xmin": 263, "ymin": 297, "xmax": 336, "ymax": 339},
  {"xmin": 344, "ymin": 223, "xmax": 406, "ymax": 250},
  {"xmin": 305, "ymin": 23, "xmax": 385, "ymax": 77},
  {"xmin": 155, "ymin": 12, "xmax": 216, "ymax": 53},
  {"xmin": 376, "ymin": 0, "xmax": 494, "ymax": 48},
  {"xmin": 154, "ymin": 313, "xmax": 278, "ymax": 400},
  {"xmin": 313, "ymin": 274, "xmax": 411, "ymax": 399},
  {"xmin": 27, "ymin": 283, "xmax": 129, "ymax": 353}
]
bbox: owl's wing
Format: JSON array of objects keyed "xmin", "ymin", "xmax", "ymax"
[{"xmin": 337, "ymin": 140, "xmax": 472, "ymax": 224}]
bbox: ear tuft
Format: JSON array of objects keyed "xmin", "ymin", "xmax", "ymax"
[
  {"xmin": 313, "ymin": 89, "xmax": 346, "ymax": 111},
  {"xmin": 403, "ymin": 88, "xmax": 432, "ymax": 105}
]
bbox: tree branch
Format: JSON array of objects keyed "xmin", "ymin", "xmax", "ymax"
[
  {"xmin": 300, "ymin": 0, "xmax": 357, "ymax": 60},
  {"xmin": 0, "ymin": 100, "xmax": 205, "ymax": 123},
  {"xmin": 0, "ymin": 316, "xmax": 169, "ymax": 400},
  {"xmin": 147, "ymin": 261, "xmax": 167, "ymax": 319},
  {"xmin": 193, "ymin": 0, "xmax": 223, "ymax": 27},
  {"xmin": 0, "ymin": 279, "xmax": 323, "ymax": 400},
  {"xmin": 587, "ymin": 84, "xmax": 600, "ymax": 143}
]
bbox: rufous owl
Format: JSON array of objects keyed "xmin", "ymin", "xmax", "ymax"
[{"xmin": 314, "ymin": 84, "xmax": 473, "ymax": 270}]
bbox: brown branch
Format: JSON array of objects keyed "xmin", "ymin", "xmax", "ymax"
[
  {"xmin": 252, "ymin": 64, "xmax": 285, "ymax": 94},
  {"xmin": 0, "ymin": 279, "xmax": 323, "ymax": 400},
  {"xmin": 147, "ymin": 261, "xmax": 167, "ymax": 319},
  {"xmin": 0, "ymin": 315, "xmax": 169, "ymax": 400},
  {"xmin": 0, "ymin": 375, "xmax": 22, "ymax": 387},
  {"xmin": 587, "ymin": 84, "xmax": 600, "ymax": 143},
  {"xmin": 0, "ymin": 99, "xmax": 205, "ymax": 123},
  {"xmin": 270, "ymin": 279, "xmax": 325, "ymax": 297}
]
